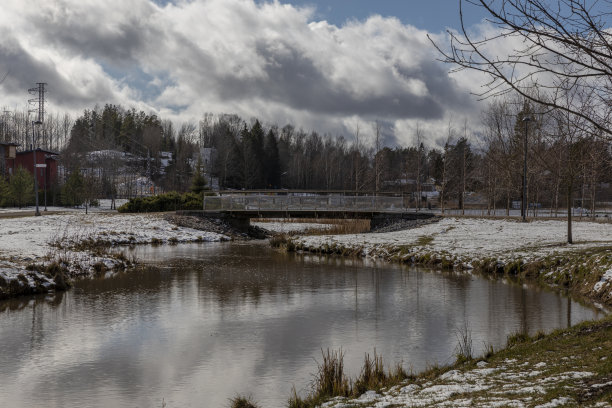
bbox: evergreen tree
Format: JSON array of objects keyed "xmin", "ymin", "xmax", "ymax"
[
  {"xmin": 191, "ymin": 157, "xmax": 207, "ymax": 194},
  {"xmin": 8, "ymin": 167, "xmax": 34, "ymax": 208},
  {"xmin": 239, "ymin": 122, "xmax": 265, "ymax": 189},
  {"xmin": 61, "ymin": 171, "xmax": 85, "ymax": 207},
  {"xmin": 0, "ymin": 176, "xmax": 9, "ymax": 206},
  {"xmin": 264, "ymin": 129, "xmax": 281, "ymax": 188},
  {"xmin": 242, "ymin": 120, "xmax": 265, "ymax": 189},
  {"xmin": 119, "ymin": 111, "xmax": 136, "ymax": 151}
]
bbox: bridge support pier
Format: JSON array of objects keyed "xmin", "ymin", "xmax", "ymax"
[
  {"xmin": 176, "ymin": 211, "xmax": 251, "ymax": 232},
  {"xmin": 224, "ymin": 215, "xmax": 251, "ymax": 232}
]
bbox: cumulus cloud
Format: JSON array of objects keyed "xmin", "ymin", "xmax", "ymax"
[{"xmin": 0, "ymin": 0, "xmax": 484, "ymax": 147}]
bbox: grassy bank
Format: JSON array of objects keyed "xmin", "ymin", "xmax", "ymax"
[
  {"xmin": 303, "ymin": 314, "xmax": 612, "ymax": 407},
  {"xmin": 239, "ymin": 315, "xmax": 611, "ymax": 408},
  {"xmin": 283, "ymin": 239, "xmax": 612, "ymax": 308},
  {"xmin": 0, "ymin": 261, "xmax": 71, "ymax": 299},
  {"xmin": 264, "ymin": 217, "xmax": 612, "ymax": 406}
]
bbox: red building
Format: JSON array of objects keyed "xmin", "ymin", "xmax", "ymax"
[
  {"xmin": 9, "ymin": 148, "xmax": 59, "ymax": 188},
  {"xmin": 0, "ymin": 142, "xmax": 19, "ymax": 178}
]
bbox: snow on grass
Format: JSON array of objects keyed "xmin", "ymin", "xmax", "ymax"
[
  {"xmin": 295, "ymin": 218, "xmax": 612, "ymax": 260},
  {"xmin": 320, "ymin": 364, "xmax": 595, "ymax": 408},
  {"xmin": 0, "ymin": 212, "xmax": 228, "ymax": 294},
  {"xmin": 594, "ymin": 269, "xmax": 612, "ymax": 293},
  {"xmin": 534, "ymin": 397, "xmax": 573, "ymax": 407},
  {"xmin": 0, "ymin": 212, "xmax": 227, "ymax": 261},
  {"xmin": 291, "ymin": 217, "xmax": 612, "ymax": 305}
]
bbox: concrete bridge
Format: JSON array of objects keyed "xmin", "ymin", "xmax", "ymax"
[{"xmin": 177, "ymin": 191, "xmax": 435, "ymax": 231}]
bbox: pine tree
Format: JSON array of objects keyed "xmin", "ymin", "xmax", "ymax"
[
  {"xmin": 0, "ymin": 176, "xmax": 9, "ymax": 206},
  {"xmin": 240, "ymin": 121, "xmax": 265, "ymax": 189},
  {"xmin": 61, "ymin": 171, "xmax": 84, "ymax": 207},
  {"xmin": 191, "ymin": 157, "xmax": 207, "ymax": 194},
  {"xmin": 8, "ymin": 167, "xmax": 34, "ymax": 208},
  {"xmin": 264, "ymin": 129, "xmax": 281, "ymax": 188}
]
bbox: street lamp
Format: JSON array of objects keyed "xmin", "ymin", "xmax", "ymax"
[
  {"xmin": 521, "ymin": 116, "xmax": 531, "ymax": 222},
  {"xmin": 32, "ymin": 120, "xmax": 42, "ymax": 216}
]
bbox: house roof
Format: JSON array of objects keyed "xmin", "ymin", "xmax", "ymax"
[
  {"xmin": 17, "ymin": 148, "xmax": 60, "ymax": 156},
  {"xmin": 0, "ymin": 142, "xmax": 20, "ymax": 147}
]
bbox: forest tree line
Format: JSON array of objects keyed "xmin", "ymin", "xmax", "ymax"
[{"xmin": 1, "ymin": 97, "xmax": 611, "ymax": 214}]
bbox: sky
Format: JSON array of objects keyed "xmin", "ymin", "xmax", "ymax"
[
  {"xmin": 263, "ymin": 0, "xmax": 490, "ymax": 32},
  {"xmin": 0, "ymin": 0, "xmax": 495, "ymax": 148}
]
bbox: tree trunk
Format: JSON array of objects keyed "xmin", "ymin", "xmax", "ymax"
[
  {"xmin": 506, "ymin": 191, "xmax": 510, "ymax": 217},
  {"xmin": 566, "ymin": 183, "xmax": 573, "ymax": 244}
]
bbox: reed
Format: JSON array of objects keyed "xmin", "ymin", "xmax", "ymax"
[
  {"xmin": 288, "ymin": 348, "xmax": 409, "ymax": 407},
  {"xmin": 229, "ymin": 395, "xmax": 260, "ymax": 408}
]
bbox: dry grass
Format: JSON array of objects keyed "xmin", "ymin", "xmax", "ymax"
[
  {"xmin": 454, "ymin": 321, "xmax": 473, "ymax": 363},
  {"xmin": 288, "ymin": 348, "xmax": 350, "ymax": 408},
  {"xmin": 258, "ymin": 218, "xmax": 371, "ymax": 235},
  {"xmin": 287, "ymin": 348, "xmax": 409, "ymax": 408},
  {"xmin": 228, "ymin": 395, "xmax": 260, "ymax": 408}
]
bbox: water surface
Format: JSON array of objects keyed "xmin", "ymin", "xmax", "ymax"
[{"xmin": 0, "ymin": 242, "xmax": 603, "ymax": 407}]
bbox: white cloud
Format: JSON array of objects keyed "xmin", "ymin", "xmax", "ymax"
[{"xmin": 0, "ymin": 0, "xmax": 489, "ymax": 147}]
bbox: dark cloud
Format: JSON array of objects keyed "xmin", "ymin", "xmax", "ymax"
[
  {"xmin": 208, "ymin": 39, "xmax": 470, "ymax": 122},
  {"xmin": 30, "ymin": 9, "xmax": 157, "ymax": 68},
  {"xmin": 0, "ymin": 32, "xmax": 121, "ymax": 110}
]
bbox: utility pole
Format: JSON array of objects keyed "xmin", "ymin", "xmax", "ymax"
[
  {"xmin": 28, "ymin": 83, "xmax": 47, "ymax": 217},
  {"xmin": 521, "ymin": 116, "xmax": 531, "ymax": 222}
]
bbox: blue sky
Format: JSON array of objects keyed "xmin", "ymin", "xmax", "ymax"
[{"xmin": 275, "ymin": 0, "xmax": 489, "ymax": 32}]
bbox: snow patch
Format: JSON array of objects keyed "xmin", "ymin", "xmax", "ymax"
[
  {"xmin": 593, "ymin": 268, "xmax": 612, "ymax": 293},
  {"xmin": 534, "ymin": 397, "xmax": 573, "ymax": 407}
]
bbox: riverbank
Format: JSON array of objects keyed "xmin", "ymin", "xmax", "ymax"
[
  {"xmin": 0, "ymin": 211, "xmax": 230, "ymax": 299},
  {"xmin": 264, "ymin": 217, "xmax": 612, "ymax": 407},
  {"xmin": 283, "ymin": 217, "xmax": 612, "ymax": 308},
  {"xmin": 293, "ymin": 314, "xmax": 612, "ymax": 408}
]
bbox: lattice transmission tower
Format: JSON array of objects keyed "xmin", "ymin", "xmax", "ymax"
[
  {"xmin": 27, "ymin": 82, "xmax": 47, "ymax": 216},
  {"xmin": 28, "ymin": 82, "xmax": 47, "ymax": 147}
]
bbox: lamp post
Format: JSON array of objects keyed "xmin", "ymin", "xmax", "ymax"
[
  {"xmin": 521, "ymin": 116, "xmax": 531, "ymax": 222},
  {"xmin": 44, "ymin": 165, "xmax": 47, "ymax": 211},
  {"xmin": 32, "ymin": 120, "xmax": 42, "ymax": 216}
]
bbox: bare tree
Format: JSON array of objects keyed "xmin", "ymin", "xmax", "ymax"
[
  {"xmin": 415, "ymin": 123, "xmax": 425, "ymax": 210},
  {"xmin": 373, "ymin": 121, "xmax": 383, "ymax": 192},
  {"xmin": 440, "ymin": 121, "xmax": 454, "ymax": 214},
  {"xmin": 352, "ymin": 123, "xmax": 362, "ymax": 191},
  {"xmin": 430, "ymin": 0, "xmax": 612, "ymax": 138}
]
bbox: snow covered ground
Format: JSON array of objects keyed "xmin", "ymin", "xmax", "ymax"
[
  {"xmin": 0, "ymin": 211, "xmax": 228, "ymax": 296},
  {"xmin": 293, "ymin": 217, "xmax": 612, "ymax": 305},
  {"xmin": 0, "ymin": 199, "xmax": 129, "ymax": 214},
  {"xmin": 294, "ymin": 217, "xmax": 612, "ymax": 260},
  {"xmin": 316, "ymin": 313, "xmax": 612, "ymax": 408},
  {"xmin": 321, "ymin": 361, "xmax": 607, "ymax": 408},
  {"xmin": 0, "ymin": 212, "xmax": 227, "ymax": 261}
]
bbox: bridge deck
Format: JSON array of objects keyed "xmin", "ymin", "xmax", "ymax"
[
  {"xmin": 202, "ymin": 193, "xmax": 411, "ymax": 214},
  {"xmin": 179, "ymin": 193, "xmax": 435, "ymax": 231}
]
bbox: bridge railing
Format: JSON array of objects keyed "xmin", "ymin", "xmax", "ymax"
[{"xmin": 202, "ymin": 193, "xmax": 409, "ymax": 213}]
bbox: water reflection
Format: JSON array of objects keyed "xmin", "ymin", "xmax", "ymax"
[{"xmin": 0, "ymin": 242, "xmax": 604, "ymax": 408}]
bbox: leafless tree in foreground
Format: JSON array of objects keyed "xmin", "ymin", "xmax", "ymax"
[{"xmin": 429, "ymin": 0, "xmax": 611, "ymax": 138}]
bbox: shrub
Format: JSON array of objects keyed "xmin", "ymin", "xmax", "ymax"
[{"xmin": 118, "ymin": 191, "xmax": 204, "ymax": 213}]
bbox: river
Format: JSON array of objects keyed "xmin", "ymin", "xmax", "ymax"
[{"xmin": 0, "ymin": 242, "xmax": 604, "ymax": 407}]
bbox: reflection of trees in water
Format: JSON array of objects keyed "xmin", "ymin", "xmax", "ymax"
[
  {"xmin": 1, "ymin": 248, "xmax": 596, "ymax": 339},
  {"xmin": 0, "ymin": 290, "xmax": 64, "ymax": 313}
]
